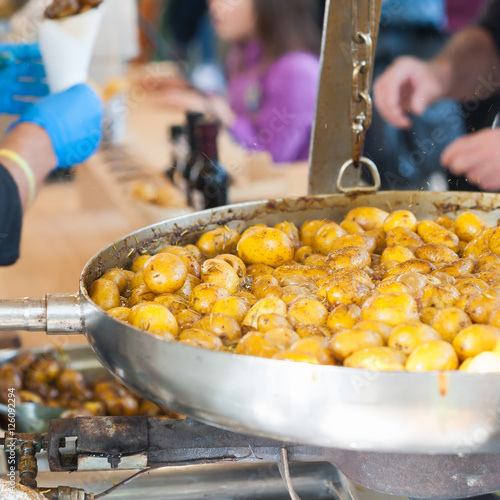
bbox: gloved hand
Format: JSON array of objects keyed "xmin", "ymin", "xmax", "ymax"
[
  {"xmin": 0, "ymin": 41, "xmax": 49, "ymax": 115},
  {"xmin": 11, "ymin": 83, "xmax": 104, "ymax": 168}
]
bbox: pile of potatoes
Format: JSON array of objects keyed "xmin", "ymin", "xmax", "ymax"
[{"xmin": 89, "ymin": 207, "xmax": 500, "ymax": 372}]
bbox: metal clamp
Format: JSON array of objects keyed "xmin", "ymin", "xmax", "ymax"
[{"xmin": 336, "ymin": 156, "xmax": 381, "ymax": 194}]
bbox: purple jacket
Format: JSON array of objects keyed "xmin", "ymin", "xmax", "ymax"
[{"xmin": 227, "ymin": 41, "xmax": 320, "ymax": 163}]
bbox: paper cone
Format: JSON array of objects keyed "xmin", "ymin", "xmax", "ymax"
[{"xmin": 39, "ymin": 4, "xmax": 105, "ymax": 93}]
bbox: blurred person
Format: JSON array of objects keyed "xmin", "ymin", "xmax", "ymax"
[
  {"xmin": 363, "ymin": 0, "xmax": 467, "ymax": 191},
  {"xmin": 373, "ymin": 0, "xmax": 500, "ymax": 191},
  {"xmin": 154, "ymin": 0, "xmax": 321, "ymax": 163},
  {"xmin": 0, "ymin": 41, "xmax": 103, "ymax": 266}
]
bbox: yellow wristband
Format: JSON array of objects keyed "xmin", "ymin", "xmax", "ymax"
[{"xmin": 0, "ymin": 149, "xmax": 36, "ymax": 208}]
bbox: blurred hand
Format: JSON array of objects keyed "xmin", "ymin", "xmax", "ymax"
[
  {"xmin": 12, "ymin": 83, "xmax": 103, "ymax": 168},
  {"xmin": 0, "ymin": 41, "xmax": 49, "ymax": 115},
  {"xmin": 441, "ymin": 129, "xmax": 500, "ymax": 190},
  {"xmin": 373, "ymin": 56, "xmax": 447, "ymax": 129},
  {"xmin": 154, "ymin": 88, "xmax": 235, "ymax": 126}
]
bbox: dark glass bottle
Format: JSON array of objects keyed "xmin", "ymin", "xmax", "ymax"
[
  {"xmin": 165, "ymin": 125, "xmax": 186, "ymax": 183},
  {"xmin": 183, "ymin": 112, "xmax": 204, "ymax": 206},
  {"xmin": 193, "ymin": 121, "xmax": 228, "ymax": 209}
]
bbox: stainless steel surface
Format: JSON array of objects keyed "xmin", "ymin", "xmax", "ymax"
[
  {"xmin": 0, "ymin": 294, "xmax": 83, "ymax": 334},
  {"xmin": 336, "ymin": 157, "xmax": 380, "ymax": 194},
  {"xmin": 1, "ymin": 192, "xmax": 500, "ymax": 497},
  {"xmin": 309, "ymin": 0, "xmax": 382, "ymax": 194},
  {"xmin": 0, "ymin": 403, "xmax": 63, "ymax": 434},
  {"xmin": 1, "ymin": 192, "xmax": 500, "ymax": 456},
  {"xmin": 33, "ymin": 463, "xmax": 340, "ymax": 500}
]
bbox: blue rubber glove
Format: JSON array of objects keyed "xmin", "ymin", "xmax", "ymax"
[
  {"xmin": 11, "ymin": 83, "xmax": 104, "ymax": 169},
  {"xmin": 0, "ymin": 42, "xmax": 49, "ymax": 115}
]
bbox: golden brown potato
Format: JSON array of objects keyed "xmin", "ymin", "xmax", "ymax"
[
  {"xmin": 327, "ymin": 234, "xmax": 377, "ymax": 254},
  {"xmin": 178, "ymin": 328, "xmax": 223, "ymax": 350},
  {"xmin": 433, "ymin": 215, "xmax": 455, "ymax": 229},
  {"xmin": 295, "ymin": 324, "xmax": 332, "ymax": 338},
  {"xmin": 234, "ymin": 291, "xmax": 258, "ymax": 307},
  {"xmin": 201, "ymin": 259, "xmax": 240, "ymax": 294},
  {"xmin": 432, "ymin": 258, "xmax": 475, "ymax": 278},
  {"xmin": 352, "ymin": 320, "xmax": 392, "ymax": 341},
  {"xmin": 326, "ymin": 303, "xmax": 361, "ymax": 330},
  {"xmin": 128, "ymin": 283, "xmax": 155, "ymax": 308},
  {"xmin": 175, "ymin": 274, "xmax": 202, "ymax": 302},
  {"xmin": 463, "ymin": 228, "xmax": 494, "ymax": 259},
  {"xmin": 89, "ymin": 278, "xmax": 121, "ymax": 311},
  {"xmin": 388, "ymin": 321, "xmax": 442, "ymax": 355},
  {"xmin": 142, "ymin": 253, "xmax": 188, "ymax": 294},
  {"xmin": 452, "ymin": 324, "xmax": 500, "ymax": 360},
  {"xmin": 154, "ymin": 293, "xmax": 188, "ymax": 316},
  {"xmin": 294, "ymin": 246, "xmax": 316, "ymax": 263},
  {"xmin": 194, "ymin": 314, "xmax": 242, "ymax": 343},
  {"xmin": 405, "ymin": 341, "xmax": 459, "ymax": 371},
  {"xmin": 242, "ymin": 297, "xmax": 287, "ymax": 329},
  {"xmin": 362, "ymin": 292, "xmax": 418, "ymax": 327},
  {"xmin": 300, "ymin": 219, "xmax": 331, "ymax": 246},
  {"xmin": 383, "ymin": 210, "xmax": 418, "ymax": 233},
  {"xmin": 236, "ymin": 331, "xmax": 281, "ymax": 358},
  {"xmin": 56, "ymin": 369, "xmax": 87, "ymax": 394},
  {"xmin": 431, "ymin": 306, "xmax": 472, "ymax": 342},
  {"xmin": 366, "ymin": 229, "xmax": 386, "ymax": 254},
  {"xmin": 246, "ymin": 263, "xmax": 277, "ymax": 279},
  {"xmin": 375, "ymin": 280, "xmax": 411, "ymax": 295},
  {"xmin": 237, "ymin": 227, "xmax": 295, "ymax": 266},
  {"xmin": 107, "ymin": 306, "xmax": 131, "ymax": 322},
  {"xmin": 101, "ymin": 268, "xmax": 130, "ymax": 293},
  {"xmin": 288, "ymin": 336, "xmax": 334, "ymax": 365},
  {"xmin": 158, "ymin": 245, "xmax": 201, "ymax": 278},
  {"xmin": 128, "ymin": 302, "xmax": 178, "ymax": 337},
  {"xmin": 311, "ymin": 222, "xmax": 347, "ymax": 254},
  {"xmin": 453, "ymin": 212, "xmax": 490, "ymax": 242},
  {"xmin": 257, "ymin": 313, "xmax": 292, "ymax": 333},
  {"xmin": 324, "ymin": 278, "xmax": 372, "ymax": 307},
  {"xmin": 274, "ymin": 221, "xmax": 299, "ymax": 241},
  {"xmin": 340, "ymin": 219, "xmax": 365, "ymax": 234},
  {"xmin": 264, "ymin": 328, "xmax": 300, "ymax": 349},
  {"xmin": 273, "ymin": 263, "xmax": 330, "ymax": 284},
  {"xmin": 466, "ymin": 287, "xmax": 500, "ymax": 323},
  {"xmin": 385, "ymin": 227, "xmax": 424, "ymax": 251},
  {"xmin": 380, "ymin": 245, "xmax": 415, "ymax": 264},
  {"xmin": 454, "ymin": 277, "xmax": 488, "ymax": 297},
  {"xmin": 130, "ymin": 254, "xmax": 151, "ymax": 273},
  {"xmin": 383, "ymin": 259, "xmax": 434, "ymax": 280},
  {"xmin": 176, "ymin": 309, "xmax": 202, "ymax": 330},
  {"xmin": 184, "ymin": 244, "xmax": 203, "ymax": 262},
  {"xmin": 420, "ymin": 283, "xmax": 460, "ymax": 309},
  {"xmin": 196, "ymin": 227, "xmax": 241, "ymax": 257},
  {"xmin": 214, "ymin": 254, "xmax": 246, "ymax": 278},
  {"xmin": 326, "ymin": 246, "xmax": 371, "ymax": 271},
  {"xmin": 344, "ymin": 346, "xmax": 406, "ymax": 371},
  {"xmin": 488, "ymin": 227, "xmax": 500, "ymax": 256},
  {"xmin": 287, "ymin": 298, "xmax": 329, "ymax": 327},
  {"xmin": 329, "ymin": 328, "xmax": 384, "ymax": 361},
  {"xmin": 417, "ymin": 220, "xmax": 460, "ymax": 253},
  {"xmin": 344, "ymin": 206, "xmax": 389, "ymax": 230},
  {"xmin": 414, "ymin": 243, "xmax": 458, "ymax": 264},
  {"xmin": 211, "ymin": 296, "xmax": 249, "ymax": 323},
  {"xmin": 189, "ymin": 283, "xmax": 230, "ymax": 315}
]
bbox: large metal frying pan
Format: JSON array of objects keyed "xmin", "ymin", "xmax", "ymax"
[{"xmin": 1, "ymin": 191, "xmax": 500, "ymax": 459}]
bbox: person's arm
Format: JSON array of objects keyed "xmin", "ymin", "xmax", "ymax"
[
  {"xmin": 0, "ymin": 123, "xmax": 56, "ymax": 210},
  {"xmin": 373, "ymin": 5, "xmax": 500, "ymax": 129},
  {"xmin": 0, "ymin": 84, "xmax": 103, "ymax": 266},
  {"xmin": 429, "ymin": 26, "xmax": 500, "ymax": 101},
  {"xmin": 228, "ymin": 53, "xmax": 319, "ymax": 163}
]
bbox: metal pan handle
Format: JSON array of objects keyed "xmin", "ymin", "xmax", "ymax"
[
  {"xmin": 337, "ymin": 156, "xmax": 381, "ymax": 194},
  {"xmin": 0, "ymin": 293, "xmax": 83, "ymax": 334}
]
